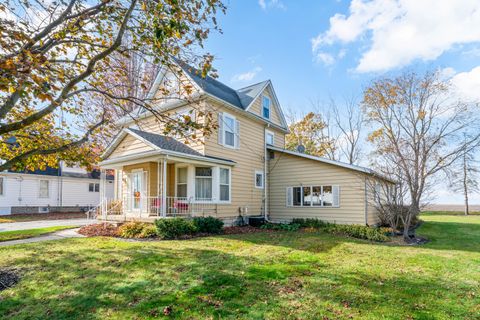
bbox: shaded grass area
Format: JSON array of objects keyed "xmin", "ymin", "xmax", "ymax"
[
  {"xmin": 0, "ymin": 215, "xmax": 479, "ymax": 319},
  {"xmin": 0, "ymin": 226, "xmax": 75, "ymax": 242}
]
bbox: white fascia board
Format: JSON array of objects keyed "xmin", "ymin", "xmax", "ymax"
[
  {"xmin": 243, "ymin": 80, "xmax": 289, "ymax": 130},
  {"xmin": 100, "ymin": 149, "xmax": 235, "ymax": 168}
]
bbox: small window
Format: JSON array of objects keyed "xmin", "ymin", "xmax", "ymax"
[
  {"xmin": 223, "ymin": 114, "xmax": 236, "ymax": 147},
  {"xmin": 89, "ymin": 183, "xmax": 100, "ymax": 192},
  {"xmin": 39, "ymin": 180, "xmax": 49, "ymax": 198},
  {"xmin": 265, "ymin": 130, "xmax": 274, "ymax": 145},
  {"xmin": 177, "ymin": 167, "xmax": 188, "ymax": 198},
  {"xmin": 262, "ymin": 96, "xmax": 270, "ymax": 119},
  {"xmin": 220, "ymin": 168, "xmax": 230, "ymax": 201},
  {"xmin": 255, "ymin": 171, "xmax": 264, "ymax": 189},
  {"xmin": 0, "ymin": 177, "xmax": 3, "ymax": 195}
]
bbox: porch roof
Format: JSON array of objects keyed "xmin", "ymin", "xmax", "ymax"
[{"xmin": 100, "ymin": 128, "xmax": 235, "ymax": 167}]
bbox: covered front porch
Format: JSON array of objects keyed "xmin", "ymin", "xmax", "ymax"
[
  {"xmin": 97, "ymin": 128, "xmax": 235, "ymax": 222},
  {"xmin": 98, "ymin": 157, "xmax": 234, "ymax": 222}
]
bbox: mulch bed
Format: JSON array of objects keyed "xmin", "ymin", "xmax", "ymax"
[
  {"xmin": 78, "ymin": 223, "xmax": 119, "ymax": 237},
  {"xmin": 0, "ymin": 269, "xmax": 20, "ymax": 292}
]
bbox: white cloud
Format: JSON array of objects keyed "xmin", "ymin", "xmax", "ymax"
[
  {"xmin": 314, "ymin": 52, "xmax": 336, "ymax": 66},
  {"xmin": 450, "ymin": 66, "xmax": 480, "ymax": 102},
  {"xmin": 312, "ymin": 0, "xmax": 480, "ymax": 73},
  {"xmin": 231, "ymin": 67, "xmax": 262, "ymax": 82},
  {"xmin": 259, "ymin": 0, "xmax": 286, "ymax": 11}
]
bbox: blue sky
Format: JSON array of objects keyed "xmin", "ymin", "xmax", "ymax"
[
  {"xmin": 206, "ymin": 0, "xmax": 480, "ymax": 113},
  {"xmin": 205, "ymin": 0, "xmax": 480, "ymax": 204}
]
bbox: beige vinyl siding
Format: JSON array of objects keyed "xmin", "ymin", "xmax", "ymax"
[
  {"xmin": 270, "ymin": 127, "xmax": 286, "ymax": 148},
  {"xmin": 122, "ymin": 162, "xmax": 159, "ymax": 197},
  {"xmin": 203, "ymin": 101, "xmax": 266, "ymax": 218},
  {"xmin": 133, "ymin": 106, "xmax": 206, "ymax": 154},
  {"xmin": 248, "ymin": 86, "xmax": 283, "ymax": 127},
  {"xmin": 108, "ymin": 135, "xmax": 154, "ymax": 159},
  {"xmin": 268, "ymin": 152, "xmax": 368, "ymax": 225}
]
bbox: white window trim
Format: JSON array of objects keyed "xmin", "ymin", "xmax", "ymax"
[
  {"xmin": 218, "ymin": 167, "xmax": 232, "ymax": 204},
  {"xmin": 255, "ymin": 170, "xmax": 264, "ymax": 189},
  {"xmin": 222, "ymin": 112, "xmax": 237, "ymax": 149},
  {"xmin": 286, "ymin": 185, "xmax": 340, "ymax": 208},
  {"xmin": 265, "ymin": 130, "xmax": 275, "ymax": 146},
  {"xmin": 89, "ymin": 182, "xmax": 100, "ymax": 193},
  {"xmin": 194, "ymin": 166, "xmax": 213, "ymax": 202},
  {"xmin": 262, "ymin": 95, "xmax": 271, "ymax": 119},
  {"xmin": 38, "ymin": 179, "xmax": 50, "ymax": 199}
]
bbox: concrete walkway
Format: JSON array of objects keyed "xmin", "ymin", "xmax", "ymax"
[
  {"xmin": 0, "ymin": 219, "xmax": 93, "ymax": 232},
  {"xmin": 0, "ymin": 228, "xmax": 85, "ymax": 247}
]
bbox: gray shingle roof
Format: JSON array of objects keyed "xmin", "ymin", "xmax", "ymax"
[
  {"xmin": 128, "ymin": 128, "xmax": 203, "ymax": 157},
  {"xmin": 236, "ymin": 81, "xmax": 269, "ymax": 109},
  {"xmin": 177, "ymin": 62, "xmax": 246, "ymax": 109}
]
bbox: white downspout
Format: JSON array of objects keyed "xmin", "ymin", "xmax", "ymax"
[{"xmin": 264, "ymin": 124, "xmax": 269, "ymax": 221}]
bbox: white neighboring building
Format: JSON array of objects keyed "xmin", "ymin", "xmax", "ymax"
[{"xmin": 0, "ymin": 162, "xmax": 114, "ymax": 215}]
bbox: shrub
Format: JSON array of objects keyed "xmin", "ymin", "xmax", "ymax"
[
  {"xmin": 261, "ymin": 222, "xmax": 301, "ymax": 231},
  {"xmin": 118, "ymin": 221, "xmax": 157, "ymax": 239},
  {"xmin": 292, "ymin": 218, "xmax": 328, "ymax": 229},
  {"xmin": 291, "ymin": 218, "xmax": 390, "ymax": 242},
  {"xmin": 193, "ymin": 217, "xmax": 224, "ymax": 234},
  {"xmin": 155, "ymin": 218, "xmax": 198, "ymax": 239}
]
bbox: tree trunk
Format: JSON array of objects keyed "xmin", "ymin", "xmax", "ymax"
[{"xmin": 463, "ymin": 150, "xmax": 469, "ymax": 216}]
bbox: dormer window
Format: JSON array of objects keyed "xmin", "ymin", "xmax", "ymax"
[{"xmin": 262, "ymin": 96, "xmax": 271, "ymax": 119}]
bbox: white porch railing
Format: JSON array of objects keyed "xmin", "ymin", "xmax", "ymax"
[{"xmin": 96, "ymin": 196, "xmax": 218, "ymax": 219}]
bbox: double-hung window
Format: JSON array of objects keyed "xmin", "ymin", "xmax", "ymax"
[
  {"xmin": 223, "ymin": 114, "xmax": 236, "ymax": 147},
  {"xmin": 177, "ymin": 167, "xmax": 188, "ymax": 198},
  {"xmin": 0, "ymin": 177, "xmax": 3, "ymax": 195},
  {"xmin": 195, "ymin": 167, "xmax": 212, "ymax": 201},
  {"xmin": 219, "ymin": 168, "xmax": 230, "ymax": 201},
  {"xmin": 39, "ymin": 180, "xmax": 49, "ymax": 198},
  {"xmin": 262, "ymin": 96, "xmax": 271, "ymax": 119},
  {"xmin": 287, "ymin": 185, "xmax": 339, "ymax": 207}
]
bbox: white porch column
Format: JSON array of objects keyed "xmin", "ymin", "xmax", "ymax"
[
  {"xmin": 157, "ymin": 160, "xmax": 160, "ymax": 216},
  {"xmin": 186, "ymin": 164, "xmax": 195, "ymax": 200},
  {"xmin": 162, "ymin": 158, "xmax": 167, "ymax": 217},
  {"xmin": 100, "ymin": 169, "xmax": 107, "ymax": 220}
]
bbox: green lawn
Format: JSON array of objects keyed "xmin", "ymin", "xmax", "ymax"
[
  {"xmin": 0, "ymin": 226, "xmax": 76, "ymax": 242},
  {"xmin": 0, "ymin": 215, "xmax": 479, "ymax": 319}
]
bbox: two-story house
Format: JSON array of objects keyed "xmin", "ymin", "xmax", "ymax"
[{"xmin": 99, "ymin": 62, "xmax": 394, "ymax": 226}]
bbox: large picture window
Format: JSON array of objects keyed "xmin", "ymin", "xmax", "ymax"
[
  {"xmin": 219, "ymin": 168, "xmax": 230, "ymax": 201},
  {"xmin": 287, "ymin": 185, "xmax": 339, "ymax": 207},
  {"xmin": 195, "ymin": 167, "xmax": 212, "ymax": 200}
]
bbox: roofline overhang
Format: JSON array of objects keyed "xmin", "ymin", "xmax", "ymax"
[
  {"xmin": 99, "ymin": 149, "xmax": 235, "ymax": 168},
  {"xmin": 267, "ymin": 146, "xmax": 397, "ymax": 184}
]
